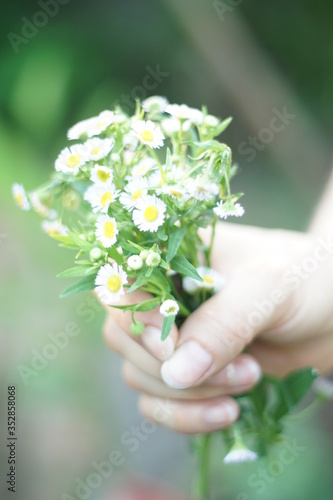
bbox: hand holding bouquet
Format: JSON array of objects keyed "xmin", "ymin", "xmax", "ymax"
[{"xmin": 14, "ymin": 96, "xmax": 320, "ymax": 498}]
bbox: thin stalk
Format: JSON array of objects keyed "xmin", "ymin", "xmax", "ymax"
[{"xmin": 193, "ymin": 434, "xmax": 211, "ymax": 499}]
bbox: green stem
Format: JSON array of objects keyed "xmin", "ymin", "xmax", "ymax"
[
  {"xmin": 207, "ymin": 219, "xmax": 216, "ymax": 267},
  {"xmin": 194, "ymin": 434, "xmax": 211, "ymax": 499}
]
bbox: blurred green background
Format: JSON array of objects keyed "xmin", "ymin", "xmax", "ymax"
[{"xmin": 1, "ymin": 0, "xmax": 333, "ymax": 499}]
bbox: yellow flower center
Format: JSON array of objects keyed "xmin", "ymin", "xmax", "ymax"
[
  {"xmin": 47, "ymin": 229, "xmax": 60, "ymax": 236},
  {"xmin": 166, "ymin": 306, "xmax": 176, "ymax": 314},
  {"xmin": 169, "ymin": 190, "xmax": 183, "ymax": 198},
  {"xmin": 97, "ymin": 170, "xmax": 110, "ymax": 182},
  {"xmin": 15, "ymin": 193, "xmax": 23, "ymax": 205},
  {"xmin": 107, "ymin": 275, "xmax": 122, "ymax": 293},
  {"xmin": 98, "ymin": 122, "xmax": 105, "ymax": 130},
  {"xmin": 144, "ymin": 205, "xmax": 159, "ymax": 222},
  {"xmin": 103, "ymin": 221, "xmax": 115, "ymax": 239},
  {"xmin": 203, "ymin": 275, "xmax": 214, "ymax": 284},
  {"xmin": 101, "ymin": 192, "xmax": 112, "ymax": 207},
  {"xmin": 66, "ymin": 154, "xmax": 81, "ymax": 168},
  {"xmin": 131, "ymin": 189, "xmax": 143, "ymax": 200},
  {"xmin": 140, "ymin": 130, "xmax": 154, "ymax": 142},
  {"xmin": 91, "ymin": 147, "xmax": 101, "ymax": 155}
]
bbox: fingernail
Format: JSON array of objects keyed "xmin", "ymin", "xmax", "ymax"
[
  {"xmin": 204, "ymin": 403, "xmax": 238, "ymax": 424},
  {"xmin": 141, "ymin": 326, "xmax": 174, "ymax": 361},
  {"xmin": 210, "ymin": 359, "xmax": 262, "ymax": 386},
  {"xmin": 161, "ymin": 341, "xmax": 213, "ymax": 389}
]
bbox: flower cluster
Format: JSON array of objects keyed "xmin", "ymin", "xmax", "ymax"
[
  {"xmin": 13, "ymin": 97, "xmax": 319, "ymax": 498},
  {"xmin": 13, "ymin": 97, "xmax": 243, "ymax": 338}
]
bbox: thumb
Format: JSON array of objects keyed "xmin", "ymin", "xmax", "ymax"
[{"xmin": 161, "ymin": 276, "xmax": 280, "ymax": 389}]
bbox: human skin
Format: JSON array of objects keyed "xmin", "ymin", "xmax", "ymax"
[{"xmin": 102, "ymin": 173, "xmax": 333, "ymax": 434}]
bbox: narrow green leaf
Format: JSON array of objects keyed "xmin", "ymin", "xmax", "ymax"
[
  {"xmin": 170, "ymin": 255, "xmax": 203, "ymax": 281},
  {"xmin": 213, "ymin": 117, "xmax": 233, "ymax": 136},
  {"xmin": 167, "ymin": 226, "xmax": 187, "ymax": 263},
  {"xmin": 57, "ymin": 266, "xmax": 94, "ymax": 278},
  {"xmin": 60, "ymin": 274, "xmax": 96, "ymax": 298},
  {"xmin": 161, "ymin": 315, "xmax": 175, "ymax": 341},
  {"xmin": 107, "ymin": 246, "xmax": 123, "ymax": 265},
  {"xmin": 133, "ymin": 298, "xmax": 160, "ymax": 312}
]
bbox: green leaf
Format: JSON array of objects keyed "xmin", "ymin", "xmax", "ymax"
[
  {"xmin": 112, "ymin": 298, "xmax": 160, "ymax": 313},
  {"xmin": 126, "ymin": 270, "xmax": 147, "ymax": 293},
  {"xmin": 167, "ymin": 226, "xmax": 187, "ymax": 263},
  {"xmin": 270, "ymin": 368, "xmax": 317, "ymax": 421},
  {"xmin": 60, "ymin": 274, "xmax": 96, "ymax": 298},
  {"xmin": 157, "ymin": 225, "xmax": 168, "ymax": 241},
  {"xmin": 213, "ymin": 117, "xmax": 233, "ymax": 137},
  {"xmin": 134, "ymin": 298, "xmax": 160, "ymax": 312},
  {"xmin": 107, "ymin": 246, "xmax": 123, "ymax": 265},
  {"xmin": 170, "ymin": 255, "xmax": 203, "ymax": 281},
  {"xmin": 57, "ymin": 266, "xmax": 96, "ymax": 278},
  {"xmin": 68, "ymin": 231, "xmax": 93, "ymax": 251},
  {"xmin": 161, "ymin": 315, "xmax": 175, "ymax": 341}
]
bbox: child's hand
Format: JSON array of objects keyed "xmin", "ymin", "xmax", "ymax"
[{"xmin": 103, "ymin": 223, "xmax": 333, "ymax": 433}]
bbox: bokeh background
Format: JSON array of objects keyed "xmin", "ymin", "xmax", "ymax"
[{"xmin": 1, "ymin": 0, "xmax": 333, "ymax": 499}]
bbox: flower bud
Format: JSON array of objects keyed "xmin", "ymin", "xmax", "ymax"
[
  {"xmin": 130, "ymin": 321, "xmax": 145, "ymax": 335},
  {"xmin": 127, "ymin": 255, "xmax": 143, "ymax": 270},
  {"xmin": 111, "ymin": 153, "xmax": 121, "ymax": 163},
  {"xmin": 146, "ymin": 251, "xmax": 161, "ymax": 267},
  {"xmin": 90, "ymin": 247, "xmax": 104, "ymax": 262},
  {"xmin": 140, "ymin": 250, "xmax": 148, "ymax": 260}
]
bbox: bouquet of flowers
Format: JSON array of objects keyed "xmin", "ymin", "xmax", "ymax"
[{"xmin": 13, "ymin": 96, "xmax": 319, "ymax": 498}]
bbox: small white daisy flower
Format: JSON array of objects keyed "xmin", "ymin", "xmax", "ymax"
[
  {"xmin": 186, "ymin": 177, "xmax": 219, "ymax": 201},
  {"xmin": 224, "ymin": 448, "xmax": 258, "ymax": 464},
  {"xmin": 12, "ymin": 184, "xmax": 30, "ymax": 211},
  {"xmin": 183, "ymin": 266, "xmax": 225, "ymax": 294},
  {"xmin": 90, "ymin": 165, "xmax": 113, "ymax": 185},
  {"xmin": 119, "ymin": 178, "xmax": 148, "ymax": 210},
  {"xmin": 95, "ymin": 215, "xmax": 118, "ymax": 248},
  {"xmin": 147, "ymin": 170, "xmax": 164, "ymax": 191},
  {"xmin": 30, "ymin": 192, "xmax": 57, "ymax": 218},
  {"xmin": 131, "ymin": 158, "xmax": 157, "ymax": 178},
  {"xmin": 84, "ymin": 183, "xmax": 119, "ymax": 213},
  {"xmin": 55, "ymin": 145, "xmax": 89, "ymax": 174},
  {"xmin": 131, "ymin": 120, "xmax": 165, "ymax": 149},
  {"xmin": 123, "ymin": 134, "xmax": 139, "ymax": 151},
  {"xmin": 161, "ymin": 184, "xmax": 190, "ymax": 201},
  {"xmin": 84, "ymin": 137, "xmax": 114, "ymax": 161},
  {"xmin": 160, "ymin": 299, "xmax": 179, "ymax": 317},
  {"xmin": 41, "ymin": 220, "xmax": 68, "ymax": 236},
  {"xmin": 87, "ymin": 110, "xmax": 115, "ymax": 137},
  {"xmin": 95, "ymin": 263, "xmax": 128, "ymax": 304},
  {"xmin": 214, "ymin": 201, "xmax": 245, "ymax": 220},
  {"xmin": 132, "ymin": 195, "xmax": 166, "ymax": 232},
  {"xmin": 166, "ymin": 104, "xmax": 203, "ymax": 125},
  {"xmin": 67, "ymin": 117, "xmax": 97, "ymax": 140},
  {"xmin": 142, "ymin": 96, "xmax": 169, "ymax": 114},
  {"xmin": 313, "ymin": 377, "xmax": 333, "ymax": 401},
  {"xmin": 146, "ymin": 251, "xmax": 161, "ymax": 267},
  {"xmin": 127, "ymin": 255, "xmax": 143, "ymax": 270},
  {"xmin": 161, "ymin": 117, "xmax": 191, "ymax": 135}
]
